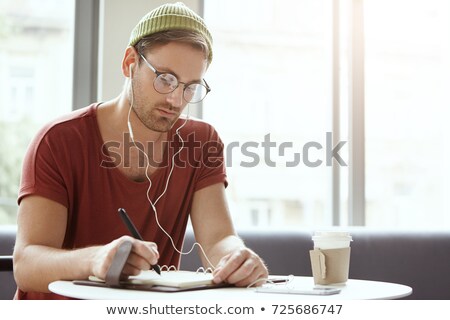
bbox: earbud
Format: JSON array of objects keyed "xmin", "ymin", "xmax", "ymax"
[{"xmin": 129, "ymin": 63, "xmax": 134, "ymax": 78}]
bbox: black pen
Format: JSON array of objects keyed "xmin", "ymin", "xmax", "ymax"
[{"xmin": 118, "ymin": 208, "xmax": 161, "ymax": 275}]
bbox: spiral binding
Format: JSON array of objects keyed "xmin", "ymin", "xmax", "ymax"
[
  {"xmin": 156, "ymin": 265, "xmax": 213, "ymax": 275},
  {"xmin": 159, "ymin": 265, "xmax": 177, "ymax": 272},
  {"xmin": 196, "ymin": 266, "xmax": 213, "ymax": 274}
]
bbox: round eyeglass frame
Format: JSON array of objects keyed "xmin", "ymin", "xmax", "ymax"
[{"xmin": 139, "ymin": 54, "xmax": 211, "ymax": 103}]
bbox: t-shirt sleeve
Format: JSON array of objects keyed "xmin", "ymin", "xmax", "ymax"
[
  {"xmin": 18, "ymin": 128, "xmax": 69, "ymax": 208},
  {"xmin": 194, "ymin": 124, "xmax": 228, "ymax": 191}
]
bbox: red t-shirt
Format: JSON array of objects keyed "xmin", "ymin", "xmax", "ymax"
[{"xmin": 17, "ymin": 103, "xmax": 227, "ymax": 299}]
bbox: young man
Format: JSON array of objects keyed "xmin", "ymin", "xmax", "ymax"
[{"xmin": 13, "ymin": 2, "xmax": 268, "ymax": 299}]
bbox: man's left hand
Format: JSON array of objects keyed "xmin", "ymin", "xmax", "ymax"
[{"xmin": 212, "ymin": 248, "xmax": 268, "ymax": 287}]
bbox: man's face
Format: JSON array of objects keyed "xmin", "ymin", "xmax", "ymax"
[{"xmin": 130, "ymin": 42, "xmax": 208, "ymax": 132}]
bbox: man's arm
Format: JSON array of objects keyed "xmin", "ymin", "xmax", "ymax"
[
  {"xmin": 190, "ymin": 183, "xmax": 268, "ymax": 287},
  {"xmin": 13, "ymin": 195, "xmax": 159, "ymax": 293}
]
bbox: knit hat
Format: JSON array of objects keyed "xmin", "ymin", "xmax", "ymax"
[{"xmin": 128, "ymin": 2, "xmax": 213, "ymax": 62}]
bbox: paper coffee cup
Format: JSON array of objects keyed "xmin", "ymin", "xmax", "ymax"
[{"xmin": 310, "ymin": 231, "xmax": 352, "ymax": 285}]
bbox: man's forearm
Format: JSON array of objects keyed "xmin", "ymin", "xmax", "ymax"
[{"xmin": 14, "ymin": 244, "xmax": 97, "ymax": 293}]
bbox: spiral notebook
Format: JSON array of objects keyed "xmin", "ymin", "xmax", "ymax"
[
  {"xmin": 84, "ymin": 270, "xmax": 215, "ymax": 289},
  {"xmin": 73, "ymin": 241, "xmax": 226, "ymax": 292}
]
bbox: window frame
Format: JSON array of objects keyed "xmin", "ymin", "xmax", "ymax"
[{"xmin": 73, "ymin": 0, "xmax": 100, "ymax": 110}]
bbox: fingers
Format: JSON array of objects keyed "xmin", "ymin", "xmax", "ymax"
[
  {"xmin": 121, "ymin": 250, "xmax": 158, "ymax": 278},
  {"xmin": 213, "ymin": 248, "xmax": 268, "ymax": 287},
  {"xmin": 122, "ymin": 239, "xmax": 160, "ymax": 277},
  {"xmin": 213, "ymin": 250, "xmax": 254, "ymax": 283},
  {"xmin": 92, "ymin": 236, "xmax": 159, "ymax": 279},
  {"xmin": 125, "ymin": 252, "xmax": 152, "ymax": 271},
  {"xmin": 128, "ymin": 238, "xmax": 159, "ymax": 266},
  {"xmin": 121, "ymin": 262, "xmax": 141, "ymax": 277}
]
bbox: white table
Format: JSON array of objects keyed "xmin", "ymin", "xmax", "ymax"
[{"xmin": 49, "ymin": 276, "xmax": 412, "ymax": 300}]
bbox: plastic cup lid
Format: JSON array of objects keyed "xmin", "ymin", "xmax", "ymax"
[{"xmin": 312, "ymin": 231, "xmax": 352, "ymax": 241}]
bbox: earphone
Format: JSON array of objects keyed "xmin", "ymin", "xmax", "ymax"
[
  {"xmin": 126, "ymin": 61, "xmax": 268, "ymax": 285},
  {"xmin": 126, "ymin": 62, "xmax": 216, "ymax": 270},
  {"xmin": 127, "ymin": 64, "xmax": 135, "ymax": 141}
]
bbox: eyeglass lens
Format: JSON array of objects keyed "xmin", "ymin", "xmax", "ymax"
[{"xmin": 154, "ymin": 73, "xmax": 208, "ymax": 103}]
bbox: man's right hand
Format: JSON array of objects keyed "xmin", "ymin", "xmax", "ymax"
[
  {"xmin": 14, "ymin": 196, "xmax": 160, "ymax": 293},
  {"xmin": 91, "ymin": 236, "xmax": 159, "ymax": 280}
]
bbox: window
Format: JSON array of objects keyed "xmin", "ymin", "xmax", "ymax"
[
  {"xmin": 203, "ymin": 0, "xmax": 335, "ymax": 228},
  {"xmin": 204, "ymin": 0, "xmax": 450, "ymax": 229},
  {"xmin": 0, "ymin": 0, "xmax": 75, "ymax": 224},
  {"xmin": 364, "ymin": 0, "xmax": 450, "ymax": 228}
]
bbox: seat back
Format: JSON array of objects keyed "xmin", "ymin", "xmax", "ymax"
[{"xmin": 0, "ymin": 226, "xmax": 17, "ymax": 300}]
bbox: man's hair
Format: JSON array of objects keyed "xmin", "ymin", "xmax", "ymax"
[{"xmin": 134, "ymin": 29, "xmax": 210, "ymax": 65}]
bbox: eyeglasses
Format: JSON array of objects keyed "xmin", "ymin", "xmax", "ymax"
[{"xmin": 139, "ymin": 54, "xmax": 211, "ymax": 103}]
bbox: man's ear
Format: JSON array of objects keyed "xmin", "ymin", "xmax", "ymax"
[{"xmin": 122, "ymin": 46, "xmax": 138, "ymax": 78}]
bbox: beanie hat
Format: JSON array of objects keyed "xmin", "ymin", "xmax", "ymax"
[{"xmin": 128, "ymin": 2, "xmax": 213, "ymax": 62}]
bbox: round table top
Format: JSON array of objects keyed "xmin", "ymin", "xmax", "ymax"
[{"xmin": 49, "ymin": 276, "xmax": 412, "ymax": 300}]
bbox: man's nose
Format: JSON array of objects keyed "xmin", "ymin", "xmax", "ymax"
[{"xmin": 166, "ymin": 86, "xmax": 184, "ymax": 108}]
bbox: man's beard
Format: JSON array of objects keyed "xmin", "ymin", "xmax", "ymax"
[
  {"xmin": 133, "ymin": 102, "xmax": 179, "ymax": 133},
  {"xmin": 129, "ymin": 78, "xmax": 180, "ymax": 132}
]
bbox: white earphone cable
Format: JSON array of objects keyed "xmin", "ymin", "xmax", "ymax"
[{"xmin": 128, "ymin": 72, "xmax": 216, "ymax": 270}]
